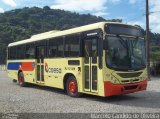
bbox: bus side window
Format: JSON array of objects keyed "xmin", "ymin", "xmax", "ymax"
[
  {"xmin": 8, "ymin": 47, "xmax": 11, "ymax": 59},
  {"xmin": 56, "ymin": 39, "xmax": 64, "ymax": 57},
  {"xmin": 25, "ymin": 44, "xmax": 35, "ymax": 59},
  {"xmin": 10, "ymin": 47, "xmax": 17, "ymax": 59},
  {"xmin": 49, "ymin": 45, "xmax": 57, "ymax": 57},
  {"xmin": 64, "ymin": 34, "xmax": 80, "ymax": 57},
  {"xmin": 17, "ymin": 45, "xmax": 25, "ymax": 59},
  {"xmin": 40, "ymin": 48, "xmax": 45, "ymax": 58},
  {"xmin": 49, "ymin": 37, "xmax": 64, "ymax": 58}
]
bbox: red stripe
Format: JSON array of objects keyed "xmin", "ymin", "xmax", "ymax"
[{"xmin": 21, "ymin": 62, "xmax": 35, "ymax": 71}]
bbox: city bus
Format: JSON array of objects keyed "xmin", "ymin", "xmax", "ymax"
[{"xmin": 7, "ymin": 22, "xmax": 147, "ymax": 97}]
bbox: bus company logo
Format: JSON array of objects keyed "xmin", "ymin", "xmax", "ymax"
[{"xmin": 45, "ymin": 62, "xmax": 62, "ymax": 74}]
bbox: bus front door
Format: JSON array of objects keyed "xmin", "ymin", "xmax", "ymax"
[
  {"xmin": 84, "ymin": 38, "xmax": 98, "ymax": 92},
  {"xmin": 36, "ymin": 46, "xmax": 45, "ymax": 84}
]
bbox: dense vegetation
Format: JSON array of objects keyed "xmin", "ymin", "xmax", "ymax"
[{"xmin": 0, "ymin": 6, "xmax": 159, "ymax": 64}]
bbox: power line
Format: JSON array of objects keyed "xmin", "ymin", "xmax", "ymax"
[
  {"xmin": 149, "ymin": 11, "xmax": 160, "ymax": 14},
  {"xmin": 143, "ymin": 11, "xmax": 160, "ymax": 15},
  {"xmin": 123, "ymin": 10, "xmax": 159, "ymax": 25}
]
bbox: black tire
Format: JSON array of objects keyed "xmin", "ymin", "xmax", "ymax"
[
  {"xmin": 12, "ymin": 79, "xmax": 17, "ymax": 83},
  {"xmin": 18, "ymin": 72, "xmax": 26, "ymax": 87},
  {"xmin": 66, "ymin": 76, "xmax": 81, "ymax": 97}
]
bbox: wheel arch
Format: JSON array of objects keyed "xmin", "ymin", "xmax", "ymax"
[
  {"xmin": 18, "ymin": 70, "xmax": 23, "ymax": 79},
  {"xmin": 63, "ymin": 73, "xmax": 76, "ymax": 90}
]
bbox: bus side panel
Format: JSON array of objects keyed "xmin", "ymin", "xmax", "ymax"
[
  {"xmin": 44, "ymin": 58, "xmax": 82, "ymax": 90},
  {"xmin": 97, "ymin": 68, "xmax": 104, "ymax": 96},
  {"xmin": 7, "ymin": 60, "xmax": 20, "ymax": 80},
  {"xmin": 22, "ymin": 60, "xmax": 36, "ymax": 83},
  {"xmin": 7, "ymin": 60, "xmax": 36, "ymax": 84},
  {"xmin": 7, "ymin": 70, "xmax": 18, "ymax": 80},
  {"xmin": 44, "ymin": 59, "xmax": 65, "ymax": 89}
]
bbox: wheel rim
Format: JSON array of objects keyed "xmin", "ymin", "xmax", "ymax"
[
  {"xmin": 19, "ymin": 75, "xmax": 23, "ymax": 85},
  {"xmin": 69, "ymin": 80, "xmax": 77, "ymax": 94}
]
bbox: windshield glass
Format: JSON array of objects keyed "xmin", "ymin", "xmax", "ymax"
[{"xmin": 105, "ymin": 36, "xmax": 146, "ymax": 71}]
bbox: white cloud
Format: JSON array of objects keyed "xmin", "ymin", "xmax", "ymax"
[
  {"xmin": 127, "ymin": 0, "xmax": 160, "ymax": 33},
  {"xmin": 110, "ymin": 0, "xmax": 120, "ymax": 4},
  {"xmin": 51, "ymin": 0, "xmax": 107, "ymax": 12},
  {"xmin": 0, "ymin": 8, "xmax": 4, "ymax": 13},
  {"xmin": 94, "ymin": 11, "xmax": 109, "ymax": 17},
  {"xmin": 129, "ymin": 0, "xmax": 137, "ymax": 4},
  {"xmin": 149, "ymin": 0, "xmax": 160, "ymax": 33},
  {"xmin": 51, "ymin": 0, "xmax": 122, "ymax": 17},
  {"xmin": 2, "ymin": 0, "xmax": 17, "ymax": 7},
  {"xmin": 51, "ymin": 0, "xmax": 112, "ymax": 17}
]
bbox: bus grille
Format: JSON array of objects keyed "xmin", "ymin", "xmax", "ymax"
[
  {"xmin": 124, "ymin": 85, "xmax": 138, "ymax": 90},
  {"xmin": 121, "ymin": 79, "xmax": 140, "ymax": 83},
  {"xmin": 117, "ymin": 72, "xmax": 142, "ymax": 78}
]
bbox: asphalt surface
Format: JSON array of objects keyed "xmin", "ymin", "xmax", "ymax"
[{"xmin": 0, "ymin": 71, "xmax": 160, "ymax": 113}]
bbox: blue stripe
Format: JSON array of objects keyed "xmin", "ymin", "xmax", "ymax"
[{"xmin": 7, "ymin": 62, "xmax": 22, "ymax": 70}]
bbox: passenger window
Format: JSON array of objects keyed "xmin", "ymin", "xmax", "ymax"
[
  {"xmin": 64, "ymin": 34, "xmax": 80, "ymax": 57},
  {"xmin": 25, "ymin": 44, "xmax": 35, "ymax": 59},
  {"xmin": 9, "ymin": 47, "xmax": 17, "ymax": 59},
  {"xmin": 17, "ymin": 45, "xmax": 25, "ymax": 59},
  {"xmin": 49, "ymin": 37, "xmax": 64, "ymax": 57}
]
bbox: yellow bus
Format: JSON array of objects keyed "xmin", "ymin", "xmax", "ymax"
[{"xmin": 7, "ymin": 22, "xmax": 147, "ymax": 97}]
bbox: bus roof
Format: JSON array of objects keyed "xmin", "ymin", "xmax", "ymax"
[{"xmin": 8, "ymin": 22, "xmax": 140, "ymax": 47}]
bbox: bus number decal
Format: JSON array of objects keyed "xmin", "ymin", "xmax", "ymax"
[{"xmin": 65, "ymin": 67, "xmax": 75, "ymax": 70}]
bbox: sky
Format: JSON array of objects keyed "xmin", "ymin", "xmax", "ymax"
[{"xmin": 0, "ymin": 0, "xmax": 159, "ymax": 33}]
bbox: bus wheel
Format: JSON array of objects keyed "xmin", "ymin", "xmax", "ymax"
[
  {"xmin": 66, "ymin": 76, "xmax": 81, "ymax": 97},
  {"xmin": 18, "ymin": 72, "xmax": 26, "ymax": 87}
]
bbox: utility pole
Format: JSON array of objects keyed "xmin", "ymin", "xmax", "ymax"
[{"xmin": 146, "ymin": 0, "xmax": 150, "ymax": 80}]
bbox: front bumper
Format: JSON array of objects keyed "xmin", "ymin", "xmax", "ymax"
[{"xmin": 104, "ymin": 80, "xmax": 147, "ymax": 97}]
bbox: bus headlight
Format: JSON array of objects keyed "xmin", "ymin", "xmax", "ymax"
[
  {"xmin": 110, "ymin": 76, "xmax": 120, "ymax": 84},
  {"xmin": 140, "ymin": 77, "xmax": 146, "ymax": 81}
]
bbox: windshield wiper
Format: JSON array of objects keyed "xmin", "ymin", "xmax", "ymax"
[
  {"xmin": 130, "ymin": 37, "xmax": 139, "ymax": 48},
  {"xmin": 117, "ymin": 35, "xmax": 128, "ymax": 49},
  {"xmin": 117, "ymin": 35, "xmax": 132, "ymax": 67}
]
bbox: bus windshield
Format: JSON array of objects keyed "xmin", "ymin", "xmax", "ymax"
[{"xmin": 104, "ymin": 36, "xmax": 146, "ymax": 71}]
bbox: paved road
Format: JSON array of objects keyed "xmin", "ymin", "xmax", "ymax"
[{"xmin": 0, "ymin": 71, "xmax": 160, "ymax": 113}]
